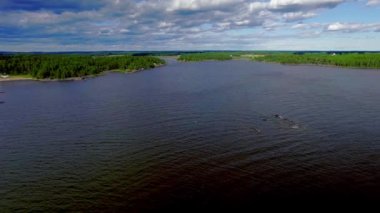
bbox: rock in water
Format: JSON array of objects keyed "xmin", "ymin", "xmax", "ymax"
[
  {"xmin": 290, "ymin": 124, "xmax": 299, "ymax": 129},
  {"xmin": 252, "ymin": 127, "xmax": 261, "ymax": 134}
]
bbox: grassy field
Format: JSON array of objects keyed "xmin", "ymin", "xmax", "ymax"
[{"xmin": 0, "ymin": 74, "xmax": 34, "ymax": 81}]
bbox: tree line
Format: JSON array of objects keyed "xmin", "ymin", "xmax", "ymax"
[
  {"xmin": 0, "ymin": 55, "xmax": 165, "ymax": 79},
  {"xmin": 178, "ymin": 52, "xmax": 236, "ymax": 61},
  {"xmin": 252, "ymin": 53, "xmax": 380, "ymax": 69}
]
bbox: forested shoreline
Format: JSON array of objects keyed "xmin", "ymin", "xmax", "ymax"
[
  {"xmin": 0, "ymin": 55, "xmax": 165, "ymax": 79},
  {"xmin": 251, "ymin": 53, "xmax": 380, "ymax": 69},
  {"xmin": 178, "ymin": 52, "xmax": 237, "ymax": 61},
  {"xmin": 176, "ymin": 51, "xmax": 380, "ymax": 69},
  {"xmin": 1, "ymin": 52, "xmax": 379, "ymax": 81}
]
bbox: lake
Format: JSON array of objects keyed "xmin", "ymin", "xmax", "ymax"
[{"xmin": 0, "ymin": 59, "xmax": 379, "ymax": 211}]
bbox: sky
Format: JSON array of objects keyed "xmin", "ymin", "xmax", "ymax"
[{"xmin": 0, "ymin": 0, "xmax": 380, "ymax": 51}]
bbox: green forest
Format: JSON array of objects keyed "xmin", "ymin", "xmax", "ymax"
[
  {"xmin": 252, "ymin": 53, "xmax": 380, "ymax": 69},
  {"xmin": 178, "ymin": 52, "xmax": 239, "ymax": 61},
  {"xmin": 177, "ymin": 51, "xmax": 380, "ymax": 69},
  {"xmin": 0, "ymin": 55, "xmax": 165, "ymax": 79}
]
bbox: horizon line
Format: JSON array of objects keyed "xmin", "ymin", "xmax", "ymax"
[{"xmin": 2, "ymin": 50, "xmax": 380, "ymax": 53}]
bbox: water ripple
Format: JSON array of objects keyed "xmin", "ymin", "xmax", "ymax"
[{"xmin": 1, "ymin": 60, "xmax": 379, "ymax": 211}]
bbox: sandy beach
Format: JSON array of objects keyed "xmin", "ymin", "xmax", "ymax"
[{"xmin": 0, "ymin": 76, "xmax": 34, "ymax": 82}]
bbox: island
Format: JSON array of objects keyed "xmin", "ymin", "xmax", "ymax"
[{"xmin": 0, "ymin": 54, "xmax": 166, "ymax": 81}]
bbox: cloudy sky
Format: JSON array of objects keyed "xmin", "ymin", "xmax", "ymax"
[{"xmin": 1, "ymin": 0, "xmax": 380, "ymax": 51}]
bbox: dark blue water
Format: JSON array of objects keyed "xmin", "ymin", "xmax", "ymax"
[{"xmin": 0, "ymin": 59, "xmax": 379, "ymax": 211}]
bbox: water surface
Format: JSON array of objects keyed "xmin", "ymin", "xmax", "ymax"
[{"xmin": 0, "ymin": 59, "xmax": 379, "ymax": 210}]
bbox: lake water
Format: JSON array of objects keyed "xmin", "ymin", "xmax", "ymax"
[{"xmin": 0, "ymin": 59, "xmax": 379, "ymax": 211}]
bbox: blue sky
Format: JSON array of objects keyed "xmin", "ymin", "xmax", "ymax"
[{"xmin": 0, "ymin": 0, "xmax": 380, "ymax": 51}]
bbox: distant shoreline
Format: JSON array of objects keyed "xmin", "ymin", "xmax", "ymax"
[
  {"xmin": 2, "ymin": 52, "xmax": 379, "ymax": 83},
  {"xmin": 0, "ymin": 65, "xmax": 164, "ymax": 82},
  {"xmin": 176, "ymin": 52, "xmax": 380, "ymax": 70},
  {"xmin": 178, "ymin": 58, "xmax": 380, "ymax": 70}
]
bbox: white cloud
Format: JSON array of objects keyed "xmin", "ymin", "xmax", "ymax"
[
  {"xmin": 327, "ymin": 22, "xmax": 347, "ymax": 31},
  {"xmin": 268, "ymin": 0, "xmax": 343, "ymax": 11},
  {"xmin": 167, "ymin": 0, "xmax": 239, "ymax": 11},
  {"xmin": 326, "ymin": 22, "xmax": 380, "ymax": 32},
  {"xmin": 119, "ymin": 28, "xmax": 129, "ymax": 33},
  {"xmin": 283, "ymin": 11, "xmax": 316, "ymax": 21},
  {"xmin": 1, "ymin": 0, "xmax": 379, "ymax": 51},
  {"xmin": 249, "ymin": 0, "xmax": 343, "ymax": 12},
  {"xmin": 291, "ymin": 22, "xmax": 322, "ymax": 29},
  {"xmin": 367, "ymin": 0, "xmax": 380, "ymax": 5}
]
